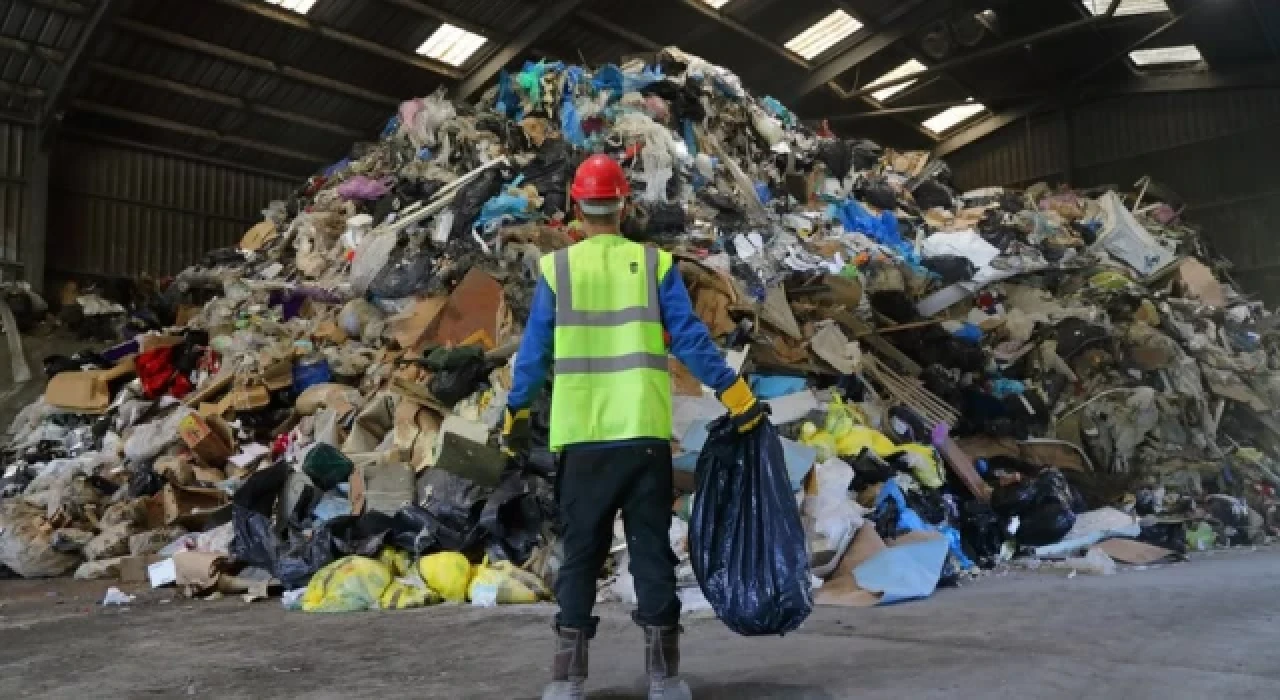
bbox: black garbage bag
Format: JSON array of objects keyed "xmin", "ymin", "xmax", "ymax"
[
  {"xmin": 959, "ymin": 502, "xmax": 1004, "ymax": 568},
  {"xmin": 388, "ymin": 505, "xmax": 444, "ymax": 554},
  {"xmin": 451, "ymin": 168, "xmax": 506, "ymax": 240},
  {"xmin": 911, "ymin": 178, "xmax": 955, "ymax": 211},
  {"xmin": 326, "ymin": 512, "xmax": 393, "ymax": 557},
  {"xmin": 478, "ymin": 470, "xmax": 556, "ymax": 564},
  {"xmin": 923, "ymin": 254, "xmax": 976, "ymax": 285},
  {"xmin": 369, "ymin": 245, "xmax": 435, "ymax": 299},
  {"xmin": 850, "ymin": 139, "xmax": 883, "ymax": 172},
  {"xmin": 415, "ymin": 468, "xmax": 491, "ymax": 552},
  {"xmin": 690, "ymin": 417, "xmax": 812, "ymax": 636},
  {"xmin": 425, "ymin": 345, "xmax": 490, "ymax": 407},
  {"xmin": 519, "ymin": 138, "xmax": 575, "ymax": 216},
  {"xmin": 1017, "ymin": 503, "xmax": 1076, "ymax": 546},
  {"xmin": 813, "ymin": 138, "xmax": 853, "ymax": 178},
  {"xmin": 231, "ymin": 506, "xmax": 336, "ymax": 589}
]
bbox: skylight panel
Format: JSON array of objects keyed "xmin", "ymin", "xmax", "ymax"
[
  {"xmin": 417, "ymin": 24, "xmax": 489, "ymax": 67},
  {"xmin": 265, "ymin": 0, "xmax": 318, "ymax": 15},
  {"xmin": 785, "ymin": 10, "xmax": 864, "ymax": 60},
  {"xmin": 868, "ymin": 59, "xmax": 927, "ymax": 102},
  {"xmin": 1081, "ymin": 0, "xmax": 1170, "ymax": 17},
  {"xmin": 1129, "ymin": 45, "xmax": 1203, "ymax": 66},
  {"xmin": 922, "ymin": 101, "xmax": 986, "ymax": 134},
  {"xmin": 699, "ymin": 0, "xmax": 734, "ymax": 8}
]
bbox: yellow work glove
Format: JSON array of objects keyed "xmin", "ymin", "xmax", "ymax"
[
  {"xmin": 501, "ymin": 407, "xmax": 532, "ymax": 457},
  {"xmin": 719, "ymin": 377, "xmax": 767, "ymax": 434}
]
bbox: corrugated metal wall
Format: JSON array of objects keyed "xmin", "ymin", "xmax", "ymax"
[
  {"xmin": 946, "ymin": 86, "xmax": 1280, "ymax": 300},
  {"xmin": 47, "ymin": 139, "xmax": 296, "ymax": 278},
  {"xmin": 0, "ymin": 122, "xmax": 30, "ymax": 279}
]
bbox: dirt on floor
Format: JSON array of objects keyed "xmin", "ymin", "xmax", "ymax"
[{"xmin": 3, "ymin": 548, "xmax": 1280, "ymax": 700}]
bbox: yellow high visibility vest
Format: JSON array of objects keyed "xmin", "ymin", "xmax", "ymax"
[{"xmin": 539, "ymin": 235, "xmax": 674, "ymax": 450}]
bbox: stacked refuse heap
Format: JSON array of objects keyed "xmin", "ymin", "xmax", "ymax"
[{"xmin": 2, "ymin": 47, "xmax": 1278, "ymax": 609}]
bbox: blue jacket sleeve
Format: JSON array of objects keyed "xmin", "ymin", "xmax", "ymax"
[
  {"xmin": 507, "ymin": 276, "xmax": 555, "ymax": 410},
  {"xmin": 659, "ymin": 266, "xmax": 738, "ymax": 394}
]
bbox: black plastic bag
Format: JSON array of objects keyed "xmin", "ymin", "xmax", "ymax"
[
  {"xmin": 690, "ymin": 417, "xmax": 812, "ymax": 636},
  {"xmin": 415, "ymin": 468, "xmax": 491, "ymax": 552},
  {"xmin": 1017, "ymin": 503, "xmax": 1076, "ymax": 546},
  {"xmin": 369, "ymin": 245, "xmax": 435, "ymax": 299},
  {"xmin": 230, "ymin": 505, "xmax": 336, "ymax": 589}
]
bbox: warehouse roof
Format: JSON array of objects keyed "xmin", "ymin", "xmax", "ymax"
[{"xmin": 2, "ymin": 0, "xmax": 1277, "ymax": 179}]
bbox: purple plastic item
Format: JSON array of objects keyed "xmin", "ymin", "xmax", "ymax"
[
  {"xmin": 102, "ymin": 339, "xmax": 140, "ymax": 363},
  {"xmin": 336, "ymin": 176, "xmax": 391, "ymax": 201}
]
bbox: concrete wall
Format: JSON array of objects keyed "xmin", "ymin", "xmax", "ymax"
[{"xmin": 944, "ymin": 87, "xmax": 1280, "ymax": 301}]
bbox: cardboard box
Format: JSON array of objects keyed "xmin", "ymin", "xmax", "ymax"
[
  {"xmin": 178, "ymin": 413, "xmax": 235, "ymax": 467},
  {"xmin": 119, "ymin": 555, "xmax": 163, "ymax": 584},
  {"xmin": 191, "ymin": 465, "xmax": 227, "ymax": 485},
  {"xmin": 162, "ymin": 484, "xmax": 230, "ymax": 529}
]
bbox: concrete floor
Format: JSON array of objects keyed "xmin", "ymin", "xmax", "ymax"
[{"xmin": 2, "ymin": 548, "xmax": 1278, "ymax": 699}]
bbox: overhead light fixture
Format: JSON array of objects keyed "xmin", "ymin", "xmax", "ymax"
[
  {"xmin": 868, "ymin": 60, "xmax": 927, "ymax": 102},
  {"xmin": 785, "ymin": 10, "xmax": 864, "ymax": 60},
  {"xmin": 417, "ymin": 23, "xmax": 489, "ymax": 67},
  {"xmin": 698, "ymin": 0, "xmax": 734, "ymax": 8},
  {"xmin": 1129, "ymin": 44, "xmax": 1203, "ymax": 66},
  {"xmin": 1081, "ymin": 0, "xmax": 1169, "ymax": 17},
  {"xmin": 922, "ymin": 101, "xmax": 986, "ymax": 134},
  {"xmin": 265, "ymin": 0, "xmax": 318, "ymax": 14}
]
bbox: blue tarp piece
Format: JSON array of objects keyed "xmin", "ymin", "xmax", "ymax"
[
  {"xmin": 494, "ymin": 70, "xmax": 520, "ymax": 119},
  {"xmin": 323, "ymin": 159, "xmax": 351, "ymax": 177},
  {"xmin": 990, "ymin": 378, "xmax": 1026, "ymax": 398},
  {"xmin": 831, "ymin": 198, "xmax": 905, "ymax": 250},
  {"xmin": 474, "ymin": 192, "xmax": 531, "ymax": 232},
  {"xmin": 560, "ymin": 66, "xmax": 589, "ymax": 147},
  {"xmin": 755, "ymin": 182, "xmax": 772, "ymax": 204},
  {"xmin": 682, "ymin": 119, "xmax": 698, "ymax": 157},
  {"xmin": 749, "ymin": 375, "xmax": 809, "ymax": 400},
  {"xmin": 873, "ymin": 480, "xmax": 929, "ymax": 533},
  {"xmin": 938, "ymin": 524, "xmax": 975, "ymax": 570},
  {"xmin": 761, "ymin": 96, "xmax": 795, "ymax": 127},
  {"xmin": 853, "ymin": 534, "xmax": 949, "ymax": 605},
  {"xmin": 381, "ymin": 116, "xmax": 400, "ymax": 139},
  {"xmin": 952, "ymin": 323, "xmax": 983, "ymax": 344}
]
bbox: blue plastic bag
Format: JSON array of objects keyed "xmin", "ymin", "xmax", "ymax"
[{"xmin": 690, "ymin": 417, "xmax": 813, "ymax": 636}]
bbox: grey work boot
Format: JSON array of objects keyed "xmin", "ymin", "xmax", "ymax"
[
  {"xmin": 542, "ymin": 627, "xmax": 588, "ymax": 700},
  {"xmin": 644, "ymin": 625, "xmax": 692, "ymax": 700}
]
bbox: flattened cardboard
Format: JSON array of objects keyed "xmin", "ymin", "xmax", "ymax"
[
  {"xmin": 428, "ymin": 269, "xmax": 503, "ymax": 351},
  {"xmin": 45, "ymin": 356, "xmax": 136, "ymax": 414},
  {"xmin": 1096, "ymin": 538, "xmax": 1176, "ymax": 565},
  {"xmin": 388, "ymin": 296, "xmax": 448, "ymax": 352}
]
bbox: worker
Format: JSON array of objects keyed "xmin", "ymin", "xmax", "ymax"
[{"xmin": 502, "ymin": 154, "xmax": 765, "ymax": 700}]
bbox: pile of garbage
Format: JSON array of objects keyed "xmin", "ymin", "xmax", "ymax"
[{"xmin": 3, "ymin": 47, "xmax": 1277, "ymax": 611}]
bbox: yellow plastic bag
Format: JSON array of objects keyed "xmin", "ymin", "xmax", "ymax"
[
  {"xmin": 799, "ymin": 423, "xmax": 838, "ymax": 462},
  {"xmin": 417, "ymin": 551, "xmax": 473, "ymax": 602},
  {"xmin": 467, "ymin": 557, "xmax": 552, "ymax": 605},
  {"xmin": 379, "ymin": 578, "xmax": 441, "ymax": 610},
  {"xmin": 834, "ymin": 425, "xmax": 896, "ymax": 458},
  {"xmin": 824, "ymin": 395, "xmax": 856, "ymax": 437},
  {"xmin": 379, "ymin": 547, "xmax": 412, "ymax": 577},
  {"xmin": 301, "ymin": 556, "xmax": 392, "ymax": 613},
  {"xmin": 895, "ymin": 443, "xmax": 945, "ymax": 489}
]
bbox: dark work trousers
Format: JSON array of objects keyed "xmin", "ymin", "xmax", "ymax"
[{"xmin": 554, "ymin": 442, "xmax": 680, "ymax": 637}]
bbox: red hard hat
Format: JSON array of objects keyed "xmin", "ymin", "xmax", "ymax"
[{"xmin": 570, "ymin": 154, "xmax": 631, "ymax": 203}]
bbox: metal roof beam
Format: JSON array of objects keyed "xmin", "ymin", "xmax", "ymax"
[
  {"xmin": 456, "ymin": 0, "xmax": 592, "ymax": 100},
  {"xmin": 71, "ymin": 98, "xmax": 331, "ymax": 165},
  {"xmin": 210, "ymin": 0, "xmax": 463, "ymax": 80},
  {"xmin": 16, "ymin": 0, "xmax": 91, "ymax": 15},
  {"xmin": 792, "ymin": 0, "xmax": 952, "ymax": 99},
  {"xmin": 88, "ymin": 62, "xmax": 367, "ymax": 139},
  {"xmin": 678, "ymin": 0, "xmax": 808, "ymax": 69},
  {"xmin": 936, "ymin": 2, "xmax": 1193, "ymax": 157},
  {"xmin": 0, "ymin": 36, "xmax": 67, "ymax": 64},
  {"xmin": 40, "ymin": 0, "xmax": 121, "ymax": 132},
  {"xmin": 577, "ymin": 10, "xmax": 662, "ymax": 52},
  {"xmin": 115, "ymin": 19, "xmax": 400, "ymax": 108},
  {"xmin": 0, "ymin": 79, "xmax": 45, "ymax": 100},
  {"xmin": 839, "ymin": 5, "xmax": 1157, "ymax": 101}
]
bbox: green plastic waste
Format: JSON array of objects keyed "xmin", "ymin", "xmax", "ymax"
[
  {"xmin": 303, "ymin": 443, "xmax": 354, "ymax": 491},
  {"xmin": 1186, "ymin": 522, "xmax": 1216, "ymax": 551}
]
